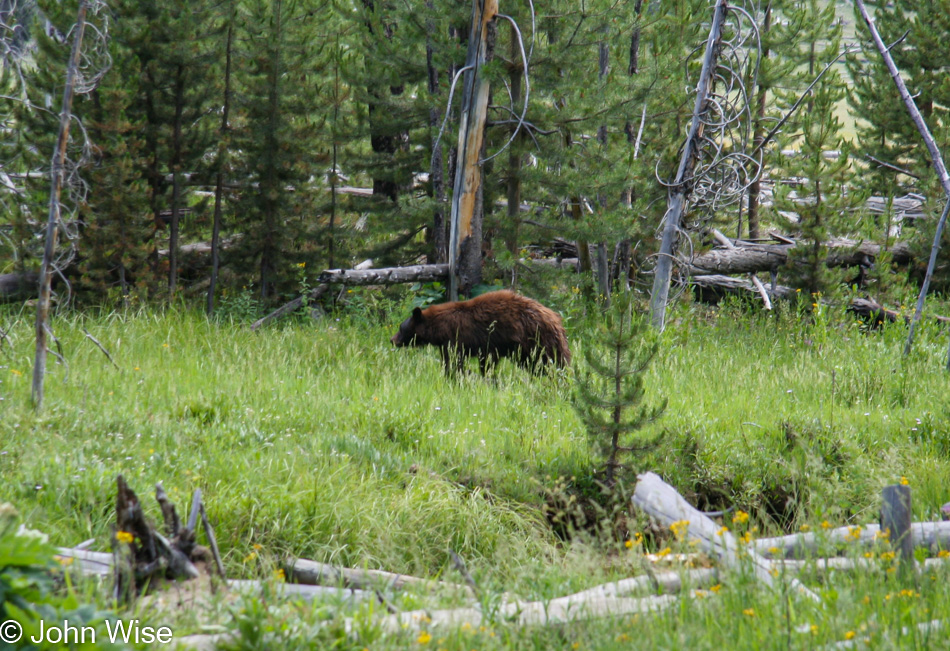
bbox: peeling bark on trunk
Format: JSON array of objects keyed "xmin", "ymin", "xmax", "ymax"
[{"xmin": 448, "ymin": 0, "xmax": 497, "ymax": 299}]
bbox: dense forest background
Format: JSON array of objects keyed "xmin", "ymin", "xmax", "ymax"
[{"xmin": 1, "ymin": 0, "xmax": 948, "ymax": 312}]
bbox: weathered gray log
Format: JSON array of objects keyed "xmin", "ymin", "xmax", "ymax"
[
  {"xmin": 361, "ymin": 593, "xmax": 685, "ymax": 634},
  {"xmin": 226, "ymin": 579, "xmax": 371, "ymax": 603},
  {"xmin": 250, "ymin": 264, "xmax": 449, "ymax": 331},
  {"xmin": 687, "ymin": 238, "xmax": 913, "ymax": 276},
  {"xmin": 711, "ymin": 229, "xmax": 771, "ymax": 309},
  {"xmin": 316, "ymin": 263, "xmax": 448, "ymax": 287},
  {"xmin": 565, "ymin": 568, "xmax": 718, "ymax": 601},
  {"xmin": 631, "ymin": 472, "xmax": 820, "ymax": 602},
  {"xmin": 287, "ymin": 558, "xmax": 451, "ymax": 592},
  {"xmin": 755, "ymin": 521, "xmax": 950, "ymax": 559}
]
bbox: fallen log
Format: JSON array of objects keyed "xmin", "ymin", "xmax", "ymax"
[
  {"xmin": 250, "ymin": 264, "xmax": 449, "ymax": 331},
  {"xmin": 286, "ymin": 557, "xmax": 465, "ymax": 593},
  {"xmin": 754, "ymin": 520, "xmax": 950, "ymax": 559},
  {"xmin": 358, "ymin": 592, "xmax": 687, "ymax": 634},
  {"xmin": 687, "ymin": 238, "xmax": 913, "ymax": 276},
  {"xmin": 687, "ymin": 275, "xmax": 950, "ymax": 324},
  {"xmin": 631, "ymin": 472, "xmax": 820, "ymax": 602}
]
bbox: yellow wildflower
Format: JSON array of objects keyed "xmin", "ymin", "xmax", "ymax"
[
  {"xmin": 10, "ymin": 369, "xmax": 21, "ymax": 376},
  {"xmin": 655, "ymin": 547, "xmax": 671, "ymax": 558},
  {"xmin": 709, "ymin": 584, "xmax": 722, "ymax": 593},
  {"xmin": 810, "ymin": 625, "xmax": 818, "ymax": 635},
  {"xmin": 56, "ymin": 556, "xmax": 75, "ymax": 566},
  {"xmin": 739, "ymin": 531, "xmax": 753, "ymax": 544},
  {"xmin": 864, "ymin": 552, "xmax": 874, "ymax": 559},
  {"xmin": 116, "ymin": 530, "xmax": 134, "ymax": 544},
  {"xmin": 768, "ymin": 546, "xmax": 780, "ymax": 555},
  {"xmin": 625, "ymin": 539, "xmax": 634, "ymax": 549},
  {"xmin": 845, "ymin": 631, "xmax": 856, "ymax": 640},
  {"xmin": 616, "ymin": 634, "xmax": 630, "ymax": 642},
  {"xmin": 899, "ymin": 476, "xmax": 909, "ymax": 485},
  {"xmin": 937, "ymin": 550, "xmax": 950, "ymax": 558},
  {"xmin": 846, "ymin": 526, "xmax": 862, "ymax": 542},
  {"xmin": 716, "ymin": 526, "xmax": 729, "ymax": 537},
  {"xmin": 879, "ymin": 551, "xmax": 896, "ymax": 562},
  {"xmin": 743, "ymin": 609, "xmax": 755, "ymax": 617},
  {"xmin": 297, "ymin": 262, "xmax": 306, "ymax": 268},
  {"xmin": 274, "ymin": 568, "xmax": 285, "ymax": 581},
  {"xmin": 732, "ymin": 510, "xmax": 749, "ymax": 524},
  {"xmin": 244, "ymin": 551, "xmax": 257, "ymax": 562},
  {"xmin": 252, "ymin": 543, "xmax": 263, "ymax": 550},
  {"xmin": 800, "ymin": 524, "xmax": 811, "ymax": 532},
  {"xmin": 821, "ymin": 520, "xmax": 831, "ymax": 530},
  {"xmin": 416, "ymin": 631, "xmax": 432, "ymax": 645},
  {"xmin": 670, "ymin": 519, "xmax": 690, "ymax": 541}
]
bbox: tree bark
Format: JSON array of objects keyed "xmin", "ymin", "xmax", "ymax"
[
  {"xmin": 746, "ymin": 3, "xmax": 771, "ymax": 240},
  {"xmin": 32, "ymin": 0, "xmax": 87, "ymax": 410},
  {"xmin": 448, "ymin": 0, "xmax": 497, "ymax": 299},
  {"xmin": 650, "ymin": 0, "xmax": 728, "ymax": 331}
]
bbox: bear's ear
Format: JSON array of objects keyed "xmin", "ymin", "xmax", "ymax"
[{"xmin": 412, "ymin": 307, "xmax": 424, "ymax": 323}]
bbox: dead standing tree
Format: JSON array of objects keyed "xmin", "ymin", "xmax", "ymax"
[
  {"xmin": 649, "ymin": 0, "xmax": 761, "ymax": 331},
  {"xmin": 853, "ymin": 0, "xmax": 950, "ymax": 362},
  {"xmin": 31, "ymin": 1, "xmax": 110, "ymax": 409},
  {"xmin": 447, "ymin": 0, "xmax": 497, "ymax": 300}
]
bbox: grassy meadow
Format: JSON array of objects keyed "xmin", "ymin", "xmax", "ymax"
[{"xmin": 3, "ymin": 290, "xmax": 950, "ymax": 649}]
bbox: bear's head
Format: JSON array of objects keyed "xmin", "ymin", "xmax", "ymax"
[{"xmin": 391, "ymin": 307, "xmax": 425, "ymax": 347}]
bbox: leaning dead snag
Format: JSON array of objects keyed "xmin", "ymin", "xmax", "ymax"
[
  {"xmin": 31, "ymin": 0, "xmax": 88, "ymax": 410},
  {"xmin": 650, "ymin": 0, "xmax": 728, "ymax": 331},
  {"xmin": 853, "ymin": 0, "xmax": 950, "ymax": 360}
]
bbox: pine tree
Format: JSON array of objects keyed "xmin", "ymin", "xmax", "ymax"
[
  {"xmin": 770, "ymin": 0, "xmax": 863, "ymax": 296},
  {"xmin": 77, "ymin": 81, "xmax": 155, "ymax": 303},
  {"xmin": 229, "ymin": 0, "xmax": 323, "ymax": 300},
  {"xmin": 574, "ymin": 295, "xmax": 665, "ymax": 487}
]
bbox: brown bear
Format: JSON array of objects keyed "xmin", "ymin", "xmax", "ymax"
[{"xmin": 390, "ymin": 290, "xmax": 571, "ymax": 374}]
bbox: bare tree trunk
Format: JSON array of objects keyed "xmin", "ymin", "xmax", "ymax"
[
  {"xmin": 650, "ymin": 0, "xmax": 728, "ymax": 331},
  {"xmin": 746, "ymin": 3, "xmax": 770, "ymax": 240},
  {"xmin": 208, "ymin": 10, "xmax": 234, "ymax": 315},
  {"xmin": 448, "ymin": 0, "xmax": 497, "ymax": 299},
  {"xmin": 32, "ymin": 0, "xmax": 87, "ymax": 410}
]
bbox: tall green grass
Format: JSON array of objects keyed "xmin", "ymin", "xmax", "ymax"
[{"xmin": 2, "ymin": 294, "xmax": 950, "ymax": 648}]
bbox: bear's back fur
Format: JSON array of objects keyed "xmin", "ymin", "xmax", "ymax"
[{"xmin": 391, "ymin": 290, "xmax": 570, "ymax": 371}]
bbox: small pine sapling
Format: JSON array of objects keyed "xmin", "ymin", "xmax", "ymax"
[{"xmin": 574, "ymin": 297, "xmax": 666, "ymax": 487}]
